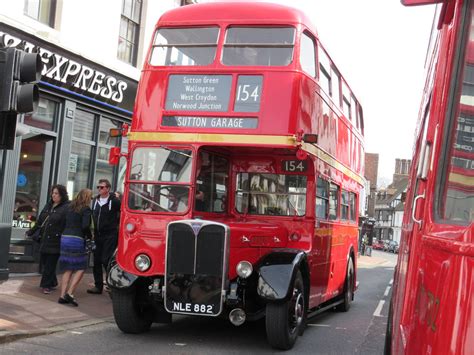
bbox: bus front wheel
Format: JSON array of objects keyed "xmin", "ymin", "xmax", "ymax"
[
  {"xmin": 265, "ymin": 270, "xmax": 306, "ymax": 350},
  {"xmin": 112, "ymin": 287, "xmax": 152, "ymax": 334}
]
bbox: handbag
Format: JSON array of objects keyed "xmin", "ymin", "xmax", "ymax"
[
  {"xmin": 29, "ymin": 215, "xmax": 49, "ymax": 243},
  {"xmin": 85, "ymin": 239, "xmax": 96, "ymax": 253}
]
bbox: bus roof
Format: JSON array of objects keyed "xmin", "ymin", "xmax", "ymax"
[{"xmin": 157, "ymin": 2, "xmax": 317, "ymax": 35}]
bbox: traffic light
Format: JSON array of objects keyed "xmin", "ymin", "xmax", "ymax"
[{"xmin": 0, "ymin": 47, "xmax": 41, "ymax": 150}]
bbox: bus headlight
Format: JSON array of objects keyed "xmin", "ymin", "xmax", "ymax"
[
  {"xmin": 135, "ymin": 254, "xmax": 151, "ymax": 272},
  {"xmin": 236, "ymin": 261, "xmax": 253, "ymax": 279}
]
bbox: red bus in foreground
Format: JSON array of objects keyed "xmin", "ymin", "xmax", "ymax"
[
  {"xmin": 107, "ymin": 2, "xmax": 365, "ymax": 350},
  {"xmin": 386, "ymin": 1, "xmax": 474, "ymax": 354}
]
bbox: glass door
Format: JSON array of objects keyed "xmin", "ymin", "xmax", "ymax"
[{"xmin": 10, "ymin": 135, "xmax": 53, "ymax": 260}]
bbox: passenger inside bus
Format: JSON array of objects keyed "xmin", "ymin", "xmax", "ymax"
[{"xmin": 194, "ymin": 151, "xmax": 229, "ymax": 213}]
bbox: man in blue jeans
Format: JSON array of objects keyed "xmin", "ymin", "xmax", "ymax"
[{"xmin": 88, "ymin": 179, "xmax": 121, "ymax": 294}]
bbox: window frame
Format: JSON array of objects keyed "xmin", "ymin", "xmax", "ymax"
[
  {"xmin": 316, "ymin": 177, "xmax": 329, "ymax": 219},
  {"xmin": 24, "ymin": 0, "xmax": 56, "ymax": 27},
  {"xmin": 222, "ymin": 26, "xmax": 296, "ymax": 67},
  {"xmin": 300, "ymin": 31, "xmax": 316, "ymax": 77},
  {"xmin": 329, "ymin": 182, "xmax": 339, "ymax": 220},
  {"xmin": 117, "ymin": 0, "xmax": 142, "ymax": 66}
]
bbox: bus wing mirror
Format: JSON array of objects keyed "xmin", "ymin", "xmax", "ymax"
[
  {"xmin": 109, "ymin": 146, "xmax": 123, "ymax": 165},
  {"xmin": 110, "ymin": 123, "xmax": 130, "ymax": 137}
]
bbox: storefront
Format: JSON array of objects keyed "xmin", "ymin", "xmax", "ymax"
[{"xmin": 0, "ymin": 23, "xmax": 137, "ymax": 268}]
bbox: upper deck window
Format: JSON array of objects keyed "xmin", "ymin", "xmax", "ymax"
[
  {"xmin": 222, "ymin": 27, "xmax": 295, "ymax": 66},
  {"xmin": 300, "ymin": 33, "xmax": 316, "ymax": 77},
  {"xmin": 150, "ymin": 27, "xmax": 219, "ymax": 66}
]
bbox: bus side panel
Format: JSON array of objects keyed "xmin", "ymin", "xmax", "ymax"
[{"xmin": 410, "ymin": 244, "xmax": 474, "ymax": 354}]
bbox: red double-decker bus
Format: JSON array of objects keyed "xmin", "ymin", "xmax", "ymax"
[
  {"xmin": 386, "ymin": 1, "xmax": 474, "ymax": 354},
  {"xmin": 107, "ymin": 2, "xmax": 365, "ymax": 349}
]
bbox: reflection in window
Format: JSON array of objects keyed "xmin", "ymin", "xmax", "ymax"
[
  {"xmin": 129, "ymin": 147, "xmax": 192, "ymax": 182},
  {"xmin": 300, "ymin": 33, "xmax": 315, "ymax": 77},
  {"xmin": 235, "ymin": 173, "xmax": 306, "ymax": 216},
  {"xmin": 99, "ymin": 118, "xmax": 120, "ymax": 146},
  {"xmin": 117, "ymin": 137, "xmax": 128, "ymax": 194},
  {"xmin": 223, "ymin": 27, "xmax": 295, "ymax": 66},
  {"xmin": 127, "ymin": 147, "xmax": 192, "ymax": 213},
  {"xmin": 341, "ymin": 190, "xmax": 349, "ymax": 220},
  {"xmin": 67, "ymin": 142, "xmax": 92, "ymax": 197},
  {"xmin": 195, "ymin": 151, "xmax": 228, "ymax": 213},
  {"xmin": 349, "ymin": 192, "xmax": 357, "ymax": 221},
  {"xmin": 150, "ymin": 27, "xmax": 219, "ymax": 66},
  {"xmin": 73, "ymin": 110, "xmax": 95, "ymax": 141},
  {"xmin": 13, "ymin": 138, "xmax": 46, "ymax": 228},
  {"xmin": 128, "ymin": 183, "xmax": 189, "ymax": 212},
  {"xmin": 438, "ymin": 5, "xmax": 474, "ymax": 224},
  {"xmin": 316, "ymin": 177, "xmax": 329, "ymax": 219},
  {"xmin": 329, "ymin": 183, "xmax": 339, "ymax": 220},
  {"xmin": 24, "ymin": 97, "xmax": 57, "ymax": 131}
]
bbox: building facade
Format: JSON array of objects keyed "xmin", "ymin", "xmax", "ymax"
[
  {"xmin": 0, "ymin": 0, "xmax": 190, "ymax": 270},
  {"xmin": 364, "ymin": 152, "xmax": 379, "ymax": 217},
  {"xmin": 373, "ymin": 158, "xmax": 411, "ymax": 243}
]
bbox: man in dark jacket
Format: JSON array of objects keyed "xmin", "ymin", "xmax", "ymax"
[{"xmin": 87, "ymin": 179, "xmax": 121, "ymax": 294}]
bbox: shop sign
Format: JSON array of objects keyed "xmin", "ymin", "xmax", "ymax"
[{"xmin": 0, "ymin": 24, "xmax": 137, "ymax": 114}]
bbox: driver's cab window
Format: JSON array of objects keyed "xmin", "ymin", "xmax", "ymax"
[
  {"xmin": 437, "ymin": 3, "xmax": 474, "ymax": 224},
  {"xmin": 195, "ymin": 151, "xmax": 229, "ymax": 213}
]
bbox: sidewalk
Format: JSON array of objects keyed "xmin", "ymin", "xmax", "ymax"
[
  {"xmin": 0, "ymin": 272, "xmax": 113, "ymax": 344},
  {"xmin": 357, "ymin": 253, "xmax": 389, "ymax": 267},
  {"xmin": 0, "ymin": 255, "xmax": 389, "ymax": 345}
]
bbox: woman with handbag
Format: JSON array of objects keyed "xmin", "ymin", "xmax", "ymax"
[
  {"xmin": 58, "ymin": 188, "xmax": 93, "ymax": 307},
  {"xmin": 26, "ymin": 184, "xmax": 70, "ymax": 294}
]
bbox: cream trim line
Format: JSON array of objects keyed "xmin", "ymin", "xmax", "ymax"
[
  {"xmin": 300, "ymin": 142, "xmax": 365, "ymax": 186},
  {"xmin": 128, "ymin": 132, "xmax": 365, "ymax": 185},
  {"xmin": 128, "ymin": 132, "xmax": 296, "ymax": 145}
]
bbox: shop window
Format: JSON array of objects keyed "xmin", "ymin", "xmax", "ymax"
[
  {"xmin": 67, "ymin": 142, "xmax": 92, "ymax": 197},
  {"xmin": 24, "ymin": 0, "xmax": 56, "ymax": 27},
  {"xmin": 73, "ymin": 109, "xmax": 95, "ymax": 141},
  {"xmin": 23, "ymin": 97, "xmax": 58, "ymax": 131},
  {"xmin": 117, "ymin": 0, "xmax": 142, "ymax": 66}
]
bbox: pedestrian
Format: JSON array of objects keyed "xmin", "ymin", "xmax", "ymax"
[
  {"xmin": 58, "ymin": 188, "xmax": 93, "ymax": 307},
  {"xmin": 26, "ymin": 184, "xmax": 69, "ymax": 294},
  {"xmin": 88, "ymin": 179, "xmax": 121, "ymax": 294}
]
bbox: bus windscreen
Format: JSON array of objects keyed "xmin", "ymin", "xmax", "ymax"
[
  {"xmin": 222, "ymin": 27, "xmax": 295, "ymax": 66},
  {"xmin": 150, "ymin": 27, "xmax": 219, "ymax": 66}
]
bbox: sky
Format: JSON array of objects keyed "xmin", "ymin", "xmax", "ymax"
[
  {"xmin": 280, "ymin": 1, "xmax": 436, "ymax": 187},
  {"xmin": 204, "ymin": 0, "xmax": 436, "ymax": 187}
]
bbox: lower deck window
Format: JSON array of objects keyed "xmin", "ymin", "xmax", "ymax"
[
  {"xmin": 128, "ymin": 184, "xmax": 189, "ymax": 212},
  {"xmin": 235, "ymin": 173, "xmax": 307, "ymax": 216}
]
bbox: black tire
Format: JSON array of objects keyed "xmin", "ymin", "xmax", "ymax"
[
  {"xmin": 336, "ymin": 258, "xmax": 354, "ymax": 312},
  {"xmin": 112, "ymin": 288, "xmax": 152, "ymax": 334},
  {"xmin": 384, "ymin": 301, "xmax": 393, "ymax": 355},
  {"xmin": 265, "ymin": 270, "xmax": 306, "ymax": 350}
]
